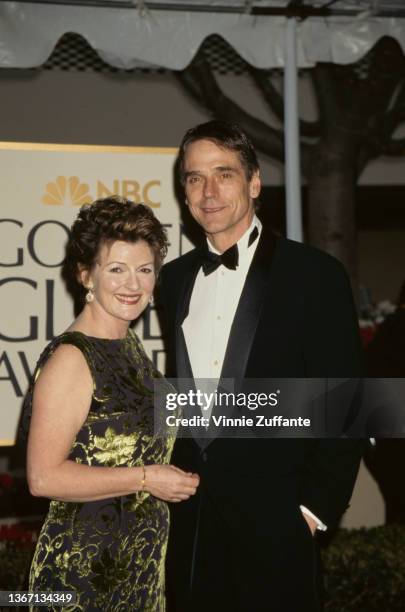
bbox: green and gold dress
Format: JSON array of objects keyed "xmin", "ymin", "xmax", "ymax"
[{"xmin": 24, "ymin": 330, "xmax": 175, "ymax": 611}]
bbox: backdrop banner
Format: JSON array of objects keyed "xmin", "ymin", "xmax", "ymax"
[{"xmin": 0, "ymin": 142, "xmax": 188, "ymax": 444}]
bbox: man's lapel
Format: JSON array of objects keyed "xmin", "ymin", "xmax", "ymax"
[
  {"xmin": 174, "ymin": 250, "xmax": 209, "ymax": 446},
  {"xmin": 220, "ymin": 226, "xmax": 278, "ymax": 388},
  {"xmin": 203, "ymin": 227, "xmax": 279, "ymax": 447},
  {"xmin": 174, "ymin": 251, "xmax": 201, "ymax": 381}
]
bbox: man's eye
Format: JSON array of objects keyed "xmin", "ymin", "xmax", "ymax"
[
  {"xmin": 187, "ymin": 176, "xmax": 200, "ymax": 184},
  {"xmin": 221, "ymin": 172, "xmax": 233, "ymax": 179},
  {"xmin": 110, "ymin": 267, "xmax": 122, "ymax": 273}
]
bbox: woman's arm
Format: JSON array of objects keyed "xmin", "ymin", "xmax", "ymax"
[{"xmin": 27, "ymin": 344, "xmax": 198, "ymax": 503}]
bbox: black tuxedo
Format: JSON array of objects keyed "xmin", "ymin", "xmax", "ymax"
[{"xmin": 159, "ymin": 227, "xmax": 364, "ymax": 612}]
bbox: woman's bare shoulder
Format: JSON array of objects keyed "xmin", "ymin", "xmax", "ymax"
[{"xmin": 34, "ymin": 342, "xmax": 92, "ymax": 394}]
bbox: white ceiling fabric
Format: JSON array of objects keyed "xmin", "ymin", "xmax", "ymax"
[{"xmin": 1, "ymin": 1, "xmax": 405, "ymax": 69}]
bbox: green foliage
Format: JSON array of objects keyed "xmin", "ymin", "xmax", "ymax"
[
  {"xmin": 0, "ymin": 522, "xmax": 39, "ymax": 590},
  {"xmin": 0, "ymin": 541, "xmax": 33, "ymax": 590},
  {"xmin": 1, "ymin": 524, "xmax": 404, "ymax": 609},
  {"xmin": 323, "ymin": 525, "xmax": 405, "ymax": 612}
]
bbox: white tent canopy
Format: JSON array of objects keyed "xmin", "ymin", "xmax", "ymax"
[
  {"xmin": 2, "ymin": 0, "xmax": 405, "ymax": 240},
  {"xmin": 1, "ymin": 1, "xmax": 405, "ymax": 70}
]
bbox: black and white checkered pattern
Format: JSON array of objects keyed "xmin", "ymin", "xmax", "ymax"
[
  {"xmin": 352, "ymin": 56, "xmax": 372, "ymax": 80},
  {"xmin": 41, "ymin": 31, "xmax": 369, "ymax": 77},
  {"xmin": 42, "ymin": 32, "xmax": 163, "ymax": 73},
  {"xmin": 42, "ymin": 32, "xmax": 260, "ymax": 74},
  {"xmin": 203, "ymin": 35, "xmax": 248, "ymax": 75}
]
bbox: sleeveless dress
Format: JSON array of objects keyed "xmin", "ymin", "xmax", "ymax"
[{"xmin": 24, "ymin": 329, "xmax": 175, "ymax": 612}]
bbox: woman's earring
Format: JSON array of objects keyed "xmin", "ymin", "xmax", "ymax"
[
  {"xmin": 149, "ymin": 295, "xmax": 154, "ymax": 307},
  {"xmin": 85, "ymin": 285, "xmax": 94, "ymax": 303}
]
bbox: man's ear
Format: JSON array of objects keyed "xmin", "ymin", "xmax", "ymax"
[{"xmin": 249, "ymin": 171, "xmax": 261, "ymax": 199}]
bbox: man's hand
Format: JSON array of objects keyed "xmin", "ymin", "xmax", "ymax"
[{"xmin": 302, "ymin": 512, "xmax": 317, "ymax": 536}]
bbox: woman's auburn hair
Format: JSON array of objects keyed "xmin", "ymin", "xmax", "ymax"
[{"xmin": 63, "ymin": 196, "xmax": 168, "ymax": 297}]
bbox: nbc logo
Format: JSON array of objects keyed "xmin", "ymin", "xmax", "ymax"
[{"xmin": 42, "ymin": 176, "xmax": 93, "ymax": 206}]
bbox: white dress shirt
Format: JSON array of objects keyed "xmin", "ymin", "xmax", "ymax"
[
  {"xmin": 182, "ymin": 216, "xmax": 261, "ymax": 385},
  {"xmin": 182, "ymin": 215, "xmax": 326, "ymax": 532}
]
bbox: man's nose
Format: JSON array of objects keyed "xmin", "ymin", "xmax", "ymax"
[{"xmin": 203, "ymin": 176, "xmax": 217, "ymax": 198}]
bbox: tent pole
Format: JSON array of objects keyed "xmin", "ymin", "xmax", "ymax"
[{"xmin": 283, "ymin": 17, "xmax": 303, "ymax": 243}]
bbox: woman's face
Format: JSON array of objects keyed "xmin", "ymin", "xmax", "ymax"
[{"xmin": 82, "ymin": 239, "xmax": 156, "ymax": 324}]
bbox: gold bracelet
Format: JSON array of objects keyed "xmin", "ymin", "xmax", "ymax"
[{"xmin": 141, "ymin": 465, "xmax": 146, "ymax": 492}]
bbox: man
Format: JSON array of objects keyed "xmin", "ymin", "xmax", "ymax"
[{"xmin": 160, "ymin": 121, "xmax": 364, "ymax": 612}]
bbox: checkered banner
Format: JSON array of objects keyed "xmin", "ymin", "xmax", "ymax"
[
  {"xmin": 42, "ymin": 32, "xmax": 250, "ymax": 75},
  {"xmin": 0, "ymin": 142, "xmax": 188, "ymax": 444}
]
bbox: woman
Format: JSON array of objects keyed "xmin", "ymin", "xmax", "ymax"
[{"xmin": 24, "ymin": 197, "xmax": 199, "ymax": 611}]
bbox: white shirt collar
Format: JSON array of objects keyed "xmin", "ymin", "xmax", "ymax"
[{"xmin": 207, "ymin": 215, "xmax": 262, "ymax": 258}]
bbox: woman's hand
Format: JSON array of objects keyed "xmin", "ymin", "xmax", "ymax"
[{"xmin": 144, "ymin": 465, "xmax": 199, "ymax": 502}]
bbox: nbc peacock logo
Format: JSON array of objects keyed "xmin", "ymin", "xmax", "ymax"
[{"xmin": 42, "ymin": 176, "xmax": 93, "ymax": 206}]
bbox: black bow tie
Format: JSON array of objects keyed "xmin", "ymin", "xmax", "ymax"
[
  {"xmin": 202, "ymin": 244, "xmax": 238, "ymax": 276},
  {"xmin": 201, "ymin": 226, "xmax": 259, "ymax": 276}
]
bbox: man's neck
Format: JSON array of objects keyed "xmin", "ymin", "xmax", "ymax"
[{"xmin": 207, "ymin": 215, "xmax": 255, "ymax": 254}]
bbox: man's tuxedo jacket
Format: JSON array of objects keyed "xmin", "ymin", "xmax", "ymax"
[{"xmin": 159, "ymin": 227, "xmax": 364, "ymax": 612}]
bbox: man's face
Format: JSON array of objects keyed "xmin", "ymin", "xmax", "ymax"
[{"xmin": 183, "ymin": 139, "xmax": 261, "ymax": 248}]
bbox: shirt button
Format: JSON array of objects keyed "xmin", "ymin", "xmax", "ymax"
[
  {"xmin": 214, "ymin": 360, "xmax": 218, "ymax": 366},
  {"xmin": 217, "ymin": 315, "xmax": 221, "ymax": 320}
]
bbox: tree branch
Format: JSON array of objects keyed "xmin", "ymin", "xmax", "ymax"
[
  {"xmin": 177, "ymin": 55, "xmax": 286, "ymax": 162},
  {"xmin": 381, "ymin": 137, "xmax": 405, "ymax": 156},
  {"xmin": 300, "ymin": 143, "xmax": 316, "ymax": 178},
  {"xmin": 251, "ymin": 68, "xmax": 321, "ymax": 138},
  {"xmin": 381, "ymin": 108, "xmax": 405, "ymax": 138},
  {"xmin": 357, "ymin": 144, "xmax": 379, "ymax": 177},
  {"xmin": 381, "ymin": 80, "xmax": 405, "ymax": 132},
  {"xmin": 361, "ymin": 80, "xmax": 405, "ymax": 159},
  {"xmin": 311, "ymin": 63, "xmax": 339, "ymax": 138},
  {"xmin": 176, "ymin": 63, "xmax": 202, "ymax": 103},
  {"xmin": 250, "ymin": 68, "xmax": 284, "ymax": 120}
]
